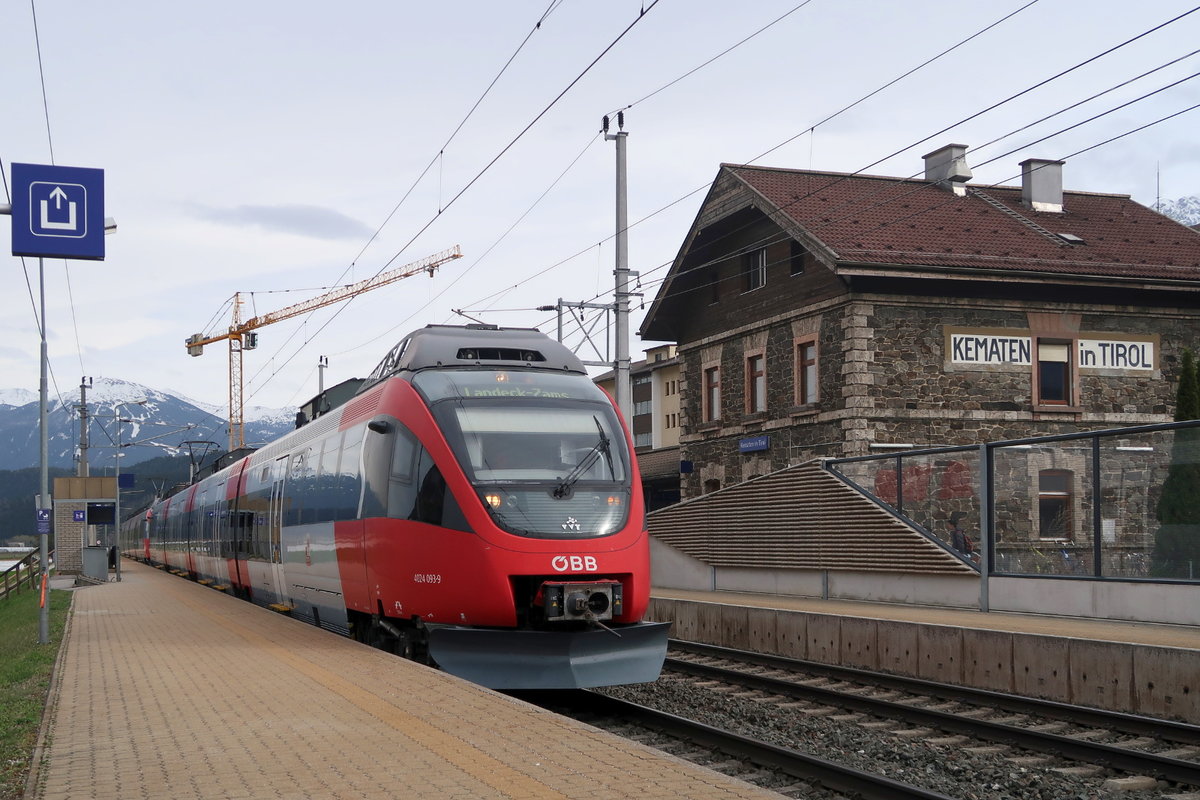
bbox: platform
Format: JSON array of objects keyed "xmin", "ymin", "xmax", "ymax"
[
  {"xmin": 648, "ymin": 588, "xmax": 1200, "ymax": 723},
  {"xmin": 29, "ymin": 562, "xmax": 779, "ymax": 800}
]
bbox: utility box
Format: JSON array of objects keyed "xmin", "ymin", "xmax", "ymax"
[{"xmin": 81, "ymin": 546, "xmax": 109, "ymax": 583}]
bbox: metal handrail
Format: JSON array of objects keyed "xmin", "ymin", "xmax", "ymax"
[{"xmin": 824, "ymin": 419, "xmax": 1200, "ymax": 585}]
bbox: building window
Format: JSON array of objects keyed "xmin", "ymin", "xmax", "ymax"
[
  {"xmin": 746, "ymin": 353, "xmax": 766, "ymax": 413},
  {"xmin": 632, "ymin": 373, "xmax": 652, "ymax": 416},
  {"xmin": 789, "ymin": 240, "xmax": 807, "ymax": 276},
  {"xmin": 1038, "ymin": 470, "xmax": 1072, "ymax": 539},
  {"xmin": 744, "ymin": 248, "xmax": 766, "ymax": 292},
  {"xmin": 708, "ymin": 267, "xmax": 720, "ymax": 304},
  {"xmin": 1037, "ymin": 340, "xmax": 1071, "ymax": 405},
  {"xmin": 703, "ymin": 366, "xmax": 721, "ymax": 421},
  {"xmin": 634, "ymin": 432, "xmax": 652, "ymax": 448},
  {"xmin": 795, "ymin": 339, "xmax": 818, "ymax": 405}
]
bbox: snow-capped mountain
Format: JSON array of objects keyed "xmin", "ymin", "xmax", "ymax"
[
  {"xmin": 0, "ymin": 388, "xmax": 38, "ymax": 407},
  {"xmin": 0, "ymin": 377, "xmax": 294, "ymax": 471},
  {"xmin": 1157, "ymin": 195, "xmax": 1200, "ymax": 227}
]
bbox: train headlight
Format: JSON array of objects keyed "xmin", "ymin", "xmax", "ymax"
[{"xmin": 484, "ymin": 493, "xmax": 502, "ymax": 509}]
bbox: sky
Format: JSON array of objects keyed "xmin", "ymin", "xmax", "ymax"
[{"xmin": 3, "ymin": 0, "xmax": 1200, "ymax": 425}]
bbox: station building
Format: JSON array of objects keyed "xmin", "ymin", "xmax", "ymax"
[{"xmin": 639, "ymin": 145, "xmax": 1200, "ymax": 500}]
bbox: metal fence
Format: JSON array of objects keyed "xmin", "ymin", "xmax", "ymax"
[{"xmin": 827, "ymin": 420, "xmax": 1200, "ymax": 583}]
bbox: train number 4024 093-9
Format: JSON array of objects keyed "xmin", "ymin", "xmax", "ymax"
[{"xmin": 413, "ymin": 573, "xmax": 442, "ymax": 584}]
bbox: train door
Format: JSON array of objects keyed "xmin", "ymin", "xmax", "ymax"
[
  {"xmin": 265, "ymin": 455, "xmax": 291, "ymax": 606},
  {"xmin": 209, "ymin": 480, "xmax": 226, "ymax": 582},
  {"xmin": 228, "ymin": 497, "xmax": 247, "ymax": 594},
  {"xmin": 190, "ymin": 486, "xmax": 207, "ymax": 576}
]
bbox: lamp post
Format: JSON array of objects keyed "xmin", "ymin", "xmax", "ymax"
[{"xmin": 96, "ymin": 399, "xmax": 146, "ymax": 583}]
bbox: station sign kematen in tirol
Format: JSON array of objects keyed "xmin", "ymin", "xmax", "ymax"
[{"xmin": 9, "ymin": 162, "xmax": 105, "ymax": 261}]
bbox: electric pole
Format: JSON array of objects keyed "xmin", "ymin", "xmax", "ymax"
[
  {"xmin": 77, "ymin": 377, "xmax": 92, "ymax": 477},
  {"xmin": 604, "ymin": 112, "xmax": 633, "ymax": 421}
]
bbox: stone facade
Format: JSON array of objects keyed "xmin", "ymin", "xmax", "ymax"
[{"xmin": 676, "ymin": 293, "xmax": 1195, "ymax": 498}]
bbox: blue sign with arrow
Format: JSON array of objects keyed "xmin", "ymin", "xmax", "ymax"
[{"xmin": 10, "ymin": 162, "xmax": 105, "ymax": 260}]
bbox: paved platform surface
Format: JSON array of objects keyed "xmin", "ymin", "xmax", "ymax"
[
  {"xmin": 31, "ymin": 561, "xmax": 780, "ymax": 800},
  {"xmin": 652, "ymin": 588, "xmax": 1200, "ymax": 650}
]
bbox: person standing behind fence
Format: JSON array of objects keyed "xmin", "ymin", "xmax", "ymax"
[{"xmin": 949, "ymin": 512, "xmax": 973, "ymax": 556}]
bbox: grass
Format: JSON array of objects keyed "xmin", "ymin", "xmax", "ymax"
[{"xmin": 0, "ymin": 587, "xmax": 69, "ymax": 800}]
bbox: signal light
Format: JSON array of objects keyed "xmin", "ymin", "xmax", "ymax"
[{"xmin": 607, "ymin": 496, "xmax": 622, "ymax": 506}]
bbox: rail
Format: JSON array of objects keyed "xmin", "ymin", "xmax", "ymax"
[{"xmin": 1, "ymin": 548, "xmax": 43, "ymax": 601}]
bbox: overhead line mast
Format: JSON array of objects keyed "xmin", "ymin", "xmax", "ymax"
[{"xmin": 186, "ymin": 245, "xmax": 463, "ymax": 452}]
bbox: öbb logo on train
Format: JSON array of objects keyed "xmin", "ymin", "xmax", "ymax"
[{"xmin": 552, "ymin": 555, "xmax": 598, "ymax": 572}]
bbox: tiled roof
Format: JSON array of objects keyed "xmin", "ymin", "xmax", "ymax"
[
  {"xmin": 637, "ymin": 445, "xmax": 680, "ymax": 479},
  {"xmin": 728, "ymin": 164, "xmax": 1200, "ymax": 281}
]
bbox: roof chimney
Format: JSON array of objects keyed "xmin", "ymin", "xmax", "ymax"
[
  {"xmin": 923, "ymin": 143, "xmax": 973, "ymax": 196},
  {"xmin": 1020, "ymin": 158, "xmax": 1064, "ymax": 213}
]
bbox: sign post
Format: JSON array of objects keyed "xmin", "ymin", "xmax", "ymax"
[
  {"xmin": 8, "ymin": 162, "xmax": 107, "ymax": 644},
  {"xmin": 11, "ymin": 163, "xmax": 106, "ymax": 261}
]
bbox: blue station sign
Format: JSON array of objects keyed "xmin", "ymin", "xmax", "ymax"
[
  {"xmin": 738, "ymin": 434, "xmax": 770, "ymax": 453},
  {"xmin": 10, "ymin": 162, "xmax": 105, "ymax": 260}
]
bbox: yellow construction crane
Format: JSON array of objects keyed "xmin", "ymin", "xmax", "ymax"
[{"xmin": 186, "ymin": 245, "xmax": 462, "ymax": 452}]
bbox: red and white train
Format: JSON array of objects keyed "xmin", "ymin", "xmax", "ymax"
[{"xmin": 122, "ymin": 324, "xmax": 669, "ymax": 689}]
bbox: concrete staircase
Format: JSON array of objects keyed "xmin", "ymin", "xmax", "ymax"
[{"xmin": 648, "ymin": 460, "xmax": 974, "ymax": 574}]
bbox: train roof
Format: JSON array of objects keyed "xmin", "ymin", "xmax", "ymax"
[{"xmin": 359, "ymin": 324, "xmax": 587, "ymax": 393}]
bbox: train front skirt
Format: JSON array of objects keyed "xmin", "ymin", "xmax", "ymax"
[{"xmin": 428, "ymin": 621, "xmax": 672, "ymax": 689}]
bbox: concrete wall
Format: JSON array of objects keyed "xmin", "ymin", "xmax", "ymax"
[
  {"xmin": 647, "ymin": 596, "xmax": 1200, "ymax": 723},
  {"xmin": 652, "ymin": 537, "xmax": 1200, "ymax": 626},
  {"xmin": 988, "ymin": 576, "xmax": 1200, "ymax": 626}
]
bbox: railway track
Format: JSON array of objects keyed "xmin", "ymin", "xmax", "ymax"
[
  {"xmin": 543, "ymin": 640, "xmax": 1200, "ymax": 798},
  {"xmin": 664, "ymin": 639, "xmax": 1200, "ymax": 787},
  {"xmin": 539, "ymin": 689, "xmax": 956, "ymax": 800}
]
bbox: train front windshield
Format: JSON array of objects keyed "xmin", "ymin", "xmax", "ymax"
[{"xmin": 415, "ymin": 370, "xmax": 632, "ymax": 539}]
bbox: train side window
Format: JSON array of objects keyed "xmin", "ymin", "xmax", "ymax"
[
  {"xmin": 315, "ymin": 433, "xmax": 343, "ymax": 523},
  {"xmin": 286, "ymin": 447, "xmax": 314, "ymax": 526},
  {"xmin": 411, "ymin": 453, "xmax": 445, "ymax": 526},
  {"xmin": 394, "ymin": 447, "xmax": 470, "ymax": 533},
  {"xmin": 392, "ymin": 428, "xmax": 417, "ymax": 482},
  {"xmin": 336, "ymin": 428, "xmax": 363, "ymax": 520}
]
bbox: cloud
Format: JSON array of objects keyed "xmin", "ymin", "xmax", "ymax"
[{"xmin": 194, "ymin": 203, "xmax": 374, "ymax": 240}]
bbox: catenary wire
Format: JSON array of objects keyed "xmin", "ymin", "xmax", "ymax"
[
  {"xmin": 241, "ymin": 4, "xmax": 661, "ymax": 401},
  {"xmin": 659, "ymin": 5, "xmax": 1200, "ymax": 280},
  {"xmin": 535, "ymin": 53, "xmax": 1200, "ymax": 327},
  {"xmin": 447, "ymin": 0, "xmax": 1051, "ymax": 327},
  {"xmin": 28, "ymin": 0, "xmax": 55, "ymax": 165},
  {"xmin": 342, "ymin": 0, "xmax": 565, "ymax": 275},
  {"xmin": 605, "ymin": 0, "xmax": 820, "ymax": 117},
  {"xmin": 323, "ymin": 132, "xmax": 602, "ymax": 359},
  {"xmin": 244, "ymin": 0, "xmax": 1037, "ymax": 401},
  {"xmin": 217, "ymin": 1, "xmax": 566, "ymax": 394},
  {"xmin": 629, "ymin": 99, "xmax": 1200, "ymax": 315}
]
